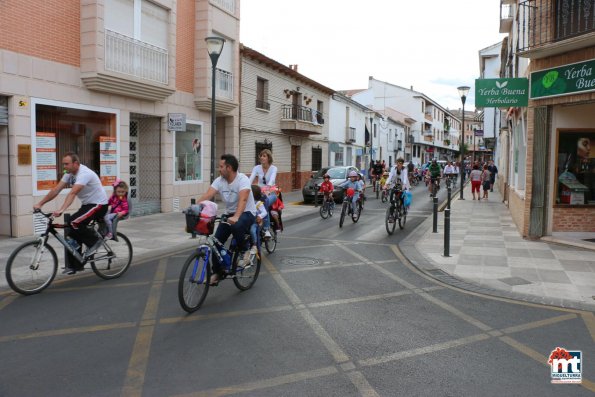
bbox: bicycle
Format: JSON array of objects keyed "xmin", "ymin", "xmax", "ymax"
[
  {"xmin": 380, "ymin": 186, "xmax": 389, "ymax": 203},
  {"xmin": 445, "ymin": 174, "xmax": 457, "ymax": 189},
  {"xmin": 5, "ymin": 209, "xmax": 133, "ymax": 295},
  {"xmin": 319, "ymin": 193, "xmax": 335, "ymax": 219},
  {"xmin": 430, "ymin": 176, "xmax": 441, "ymax": 198},
  {"xmin": 375, "ymin": 179, "xmax": 380, "ymax": 199},
  {"xmin": 385, "ymin": 185, "xmax": 407, "ymax": 235},
  {"xmin": 339, "ymin": 188, "xmax": 362, "ymax": 228},
  {"xmin": 178, "ymin": 215, "xmax": 261, "ymax": 313},
  {"xmin": 262, "ymin": 215, "xmax": 279, "ymax": 253}
]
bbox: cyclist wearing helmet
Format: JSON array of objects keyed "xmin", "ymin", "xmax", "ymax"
[
  {"xmin": 319, "ymin": 173, "xmax": 335, "ymax": 209},
  {"xmin": 427, "ymin": 158, "xmax": 442, "ymax": 196},
  {"xmin": 338, "ymin": 170, "xmax": 363, "ymax": 214},
  {"xmin": 385, "ymin": 158, "xmax": 410, "ymax": 203}
]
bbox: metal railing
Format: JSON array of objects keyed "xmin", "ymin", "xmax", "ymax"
[
  {"xmin": 210, "ymin": 68, "xmax": 234, "ymax": 100},
  {"xmin": 346, "ymin": 127, "xmax": 356, "ymax": 142},
  {"xmin": 211, "ymin": 0, "xmax": 236, "ymax": 14},
  {"xmin": 105, "ymin": 29, "xmax": 168, "ymax": 84},
  {"xmin": 282, "ymin": 105, "xmax": 324, "ymax": 125},
  {"xmin": 519, "ymin": 0, "xmax": 595, "ymax": 52},
  {"xmin": 255, "ymin": 100, "xmax": 270, "ymax": 110}
]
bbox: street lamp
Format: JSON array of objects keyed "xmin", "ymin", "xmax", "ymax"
[
  {"xmin": 205, "ymin": 36, "xmax": 226, "ymax": 183},
  {"xmin": 457, "ymin": 85, "xmax": 470, "ymax": 200}
]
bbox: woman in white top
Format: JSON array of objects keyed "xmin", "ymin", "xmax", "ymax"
[{"xmin": 249, "ymin": 149, "xmax": 278, "ymax": 237}]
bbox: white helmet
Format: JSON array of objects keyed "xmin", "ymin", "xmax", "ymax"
[{"xmin": 348, "ymin": 170, "xmax": 358, "ymax": 177}]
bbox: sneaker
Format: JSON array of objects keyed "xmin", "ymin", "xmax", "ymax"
[
  {"xmin": 250, "ymin": 246, "xmax": 258, "ymax": 255},
  {"xmin": 84, "ymin": 239, "xmax": 104, "ymax": 259},
  {"xmin": 62, "ymin": 265, "xmax": 84, "ymax": 275},
  {"xmin": 264, "ymin": 230, "xmax": 272, "ymax": 240},
  {"xmin": 104, "ymin": 232, "xmax": 113, "ymax": 240}
]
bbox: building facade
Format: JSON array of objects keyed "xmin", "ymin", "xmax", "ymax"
[
  {"xmin": 239, "ymin": 46, "xmax": 333, "ymax": 192},
  {"xmin": 0, "ymin": 0, "xmax": 241, "ymax": 237},
  {"xmin": 328, "ymin": 93, "xmax": 370, "ymax": 170}
]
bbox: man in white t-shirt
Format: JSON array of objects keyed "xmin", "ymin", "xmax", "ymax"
[
  {"xmin": 34, "ymin": 152, "xmax": 109, "ymax": 274},
  {"xmin": 197, "ymin": 154, "xmax": 256, "ymax": 284}
]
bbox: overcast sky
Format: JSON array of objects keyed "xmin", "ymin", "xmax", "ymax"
[{"xmin": 239, "ymin": 0, "xmax": 506, "ymax": 111}]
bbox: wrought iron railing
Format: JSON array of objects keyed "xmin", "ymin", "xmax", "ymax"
[
  {"xmin": 519, "ymin": 0, "xmax": 595, "ymax": 52},
  {"xmin": 211, "ymin": 0, "xmax": 236, "ymax": 14},
  {"xmin": 255, "ymin": 100, "xmax": 270, "ymax": 110},
  {"xmin": 282, "ymin": 105, "xmax": 324, "ymax": 125},
  {"xmin": 105, "ymin": 29, "xmax": 168, "ymax": 84}
]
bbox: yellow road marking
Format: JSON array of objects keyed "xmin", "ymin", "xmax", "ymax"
[
  {"xmin": 159, "ymin": 305, "xmax": 294, "ymax": 324},
  {"xmin": 121, "ymin": 258, "xmax": 167, "ymax": 397},
  {"xmin": 580, "ymin": 312, "xmax": 595, "ymax": 343},
  {"xmin": 500, "ymin": 313, "xmax": 577, "ymax": 334},
  {"xmin": 172, "ymin": 366, "xmax": 338, "ymax": 397},
  {"xmin": 0, "ymin": 322, "xmax": 137, "ymax": 343},
  {"xmin": 0, "ymin": 295, "xmax": 18, "ymax": 311}
]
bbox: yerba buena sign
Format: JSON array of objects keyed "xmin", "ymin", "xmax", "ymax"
[
  {"xmin": 475, "ymin": 78, "xmax": 528, "ymax": 107},
  {"xmin": 531, "ymin": 58, "xmax": 595, "ymax": 99}
]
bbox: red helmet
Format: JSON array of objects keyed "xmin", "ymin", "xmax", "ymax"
[{"xmin": 346, "ymin": 188, "xmax": 355, "ymax": 197}]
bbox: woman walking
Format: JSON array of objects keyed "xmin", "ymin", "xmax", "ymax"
[{"xmin": 469, "ymin": 164, "xmax": 482, "ymax": 200}]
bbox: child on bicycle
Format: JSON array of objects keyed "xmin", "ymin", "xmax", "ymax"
[
  {"xmin": 104, "ymin": 179, "xmax": 129, "ymax": 240},
  {"xmin": 379, "ymin": 171, "xmax": 389, "ymax": 189},
  {"xmin": 339, "ymin": 171, "xmax": 363, "ymax": 214},
  {"xmin": 249, "ymin": 185, "xmax": 268, "ymax": 256},
  {"xmin": 269, "ymin": 189, "xmax": 285, "ymax": 232},
  {"xmin": 319, "ymin": 173, "xmax": 335, "ymax": 210}
]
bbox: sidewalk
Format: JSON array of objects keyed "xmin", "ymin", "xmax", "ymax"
[
  {"xmin": 0, "ymin": 189, "xmax": 311, "ymax": 290},
  {"xmin": 400, "ymin": 184, "xmax": 595, "ymax": 311}
]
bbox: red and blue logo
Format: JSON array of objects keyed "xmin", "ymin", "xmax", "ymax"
[{"xmin": 549, "ymin": 347, "xmax": 582, "ymax": 384}]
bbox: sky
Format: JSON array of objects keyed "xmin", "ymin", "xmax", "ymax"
[{"xmin": 239, "ymin": 0, "xmax": 507, "ymax": 112}]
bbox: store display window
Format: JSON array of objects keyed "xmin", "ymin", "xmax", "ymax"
[{"xmin": 555, "ymin": 130, "xmax": 595, "ymax": 206}]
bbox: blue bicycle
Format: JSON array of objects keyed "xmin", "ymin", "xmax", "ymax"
[{"xmin": 178, "ymin": 216, "xmax": 262, "ymax": 313}]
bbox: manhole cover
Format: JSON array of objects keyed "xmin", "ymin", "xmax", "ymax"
[{"xmin": 281, "ymin": 257, "xmax": 322, "ymax": 266}]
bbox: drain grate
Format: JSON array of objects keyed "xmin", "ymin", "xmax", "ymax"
[
  {"xmin": 425, "ymin": 269, "xmax": 449, "ymax": 277},
  {"xmin": 281, "ymin": 257, "xmax": 322, "ymax": 266},
  {"xmin": 498, "ymin": 277, "xmax": 532, "ymax": 286}
]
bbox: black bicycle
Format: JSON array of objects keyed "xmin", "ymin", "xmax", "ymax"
[
  {"xmin": 6, "ymin": 209, "xmax": 133, "ymax": 295},
  {"xmin": 430, "ymin": 176, "xmax": 441, "ymax": 198},
  {"xmin": 385, "ymin": 185, "xmax": 407, "ymax": 235},
  {"xmin": 319, "ymin": 193, "xmax": 335, "ymax": 219},
  {"xmin": 339, "ymin": 189, "xmax": 362, "ymax": 228}
]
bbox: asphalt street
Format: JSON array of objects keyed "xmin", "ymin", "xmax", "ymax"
[{"xmin": 0, "ymin": 182, "xmax": 594, "ymax": 396}]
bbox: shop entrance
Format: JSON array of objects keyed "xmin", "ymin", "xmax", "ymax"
[{"xmin": 129, "ymin": 114, "xmax": 161, "ymax": 216}]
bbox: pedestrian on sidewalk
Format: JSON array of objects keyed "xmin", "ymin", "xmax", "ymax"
[
  {"xmin": 488, "ymin": 160, "xmax": 498, "ymax": 192},
  {"xmin": 481, "ymin": 164, "xmax": 491, "ymax": 200},
  {"xmin": 469, "ymin": 164, "xmax": 482, "ymax": 200}
]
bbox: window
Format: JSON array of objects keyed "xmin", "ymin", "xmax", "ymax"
[
  {"xmin": 555, "ymin": 131, "xmax": 595, "ymax": 206},
  {"xmin": 105, "ymin": 0, "xmax": 168, "ymax": 49},
  {"xmin": 255, "ymin": 141, "xmax": 272, "ymax": 165},
  {"xmin": 34, "ymin": 102, "xmax": 117, "ymax": 192},
  {"xmin": 256, "ymin": 77, "xmax": 270, "ymax": 110},
  {"xmin": 346, "ymin": 147, "xmax": 352, "ymax": 166},
  {"xmin": 334, "ymin": 150, "xmax": 344, "ymax": 166},
  {"xmin": 312, "ymin": 147, "xmax": 322, "ymax": 170},
  {"xmin": 175, "ymin": 123, "xmax": 202, "ymax": 182}
]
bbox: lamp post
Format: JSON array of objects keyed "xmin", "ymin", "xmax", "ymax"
[
  {"xmin": 205, "ymin": 36, "xmax": 225, "ymax": 184},
  {"xmin": 457, "ymin": 85, "xmax": 470, "ymax": 200}
]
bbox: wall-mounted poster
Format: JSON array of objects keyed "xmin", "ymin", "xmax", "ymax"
[
  {"xmin": 556, "ymin": 131, "xmax": 595, "ymax": 206},
  {"xmin": 36, "ymin": 132, "xmax": 57, "ymax": 190},
  {"xmin": 99, "ymin": 136, "xmax": 117, "ymax": 186}
]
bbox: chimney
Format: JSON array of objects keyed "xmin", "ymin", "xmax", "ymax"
[
  {"xmin": 410, "ymin": 86, "xmax": 413, "ymax": 90},
  {"xmin": 293, "ymin": 64, "xmax": 298, "ymax": 72}
]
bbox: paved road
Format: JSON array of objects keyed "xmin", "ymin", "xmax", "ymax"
[{"xmin": 1, "ymin": 182, "xmax": 594, "ymax": 396}]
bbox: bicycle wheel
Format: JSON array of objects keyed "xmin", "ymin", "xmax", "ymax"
[
  {"xmin": 264, "ymin": 228, "xmax": 277, "ymax": 253},
  {"xmin": 232, "ymin": 248, "xmax": 261, "ymax": 291},
  {"xmin": 339, "ymin": 202, "xmax": 347, "ymax": 228},
  {"xmin": 398, "ymin": 202, "xmax": 407, "ymax": 229},
  {"xmin": 381, "ymin": 190, "xmax": 388, "ymax": 203},
  {"xmin": 376, "ymin": 183, "xmax": 380, "ymax": 199},
  {"xmin": 319, "ymin": 200, "xmax": 329, "ymax": 219},
  {"xmin": 352, "ymin": 201, "xmax": 361, "ymax": 223},
  {"xmin": 385, "ymin": 205, "xmax": 396, "ymax": 235},
  {"xmin": 6, "ymin": 240, "xmax": 58, "ymax": 295},
  {"xmin": 178, "ymin": 249, "xmax": 211, "ymax": 312},
  {"xmin": 90, "ymin": 233, "xmax": 132, "ymax": 279}
]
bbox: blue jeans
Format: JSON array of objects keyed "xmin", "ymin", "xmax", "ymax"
[
  {"xmin": 262, "ymin": 193, "xmax": 276, "ymax": 231},
  {"xmin": 212, "ymin": 212, "xmax": 256, "ymax": 274}
]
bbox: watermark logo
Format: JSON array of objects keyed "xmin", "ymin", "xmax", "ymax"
[{"xmin": 549, "ymin": 347, "xmax": 582, "ymax": 384}]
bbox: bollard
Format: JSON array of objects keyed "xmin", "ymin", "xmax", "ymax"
[
  {"xmin": 443, "ymin": 208, "xmax": 451, "ymax": 257},
  {"xmin": 447, "ymin": 186, "xmax": 452, "ymax": 210},
  {"xmin": 432, "ymin": 196, "xmax": 438, "ymax": 233},
  {"xmin": 190, "ymin": 198, "xmax": 197, "ymax": 239}
]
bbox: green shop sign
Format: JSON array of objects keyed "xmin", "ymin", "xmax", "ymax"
[
  {"xmin": 475, "ymin": 78, "xmax": 528, "ymax": 107},
  {"xmin": 531, "ymin": 58, "xmax": 595, "ymax": 99}
]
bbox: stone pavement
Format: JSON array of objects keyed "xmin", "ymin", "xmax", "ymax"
[{"xmin": 400, "ymin": 183, "xmax": 595, "ymax": 311}]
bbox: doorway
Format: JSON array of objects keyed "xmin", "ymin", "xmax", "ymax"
[{"xmin": 129, "ymin": 114, "xmax": 161, "ymax": 216}]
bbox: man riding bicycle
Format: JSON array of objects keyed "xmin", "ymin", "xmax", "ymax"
[
  {"xmin": 443, "ymin": 161, "xmax": 457, "ymax": 187},
  {"xmin": 339, "ymin": 171, "xmax": 363, "ymax": 214},
  {"xmin": 372, "ymin": 160, "xmax": 384, "ymax": 191},
  {"xmin": 427, "ymin": 158, "xmax": 442, "ymax": 196},
  {"xmin": 196, "ymin": 154, "xmax": 257, "ymax": 286},
  {"xmin": 385, "ymin": 158, "xmax": 410, "ymax": 205},
  {"xmin": 33, "ymin": 152, "xmax": 108, "ymax": 274}
]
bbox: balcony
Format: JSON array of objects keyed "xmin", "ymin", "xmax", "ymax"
[
  {"xmin": 211, "ymin": 0, "xmax": 236, "ymax": 14},
  {"xmin": 346, "ymin": 127, "xmax": 356, "ymax": 143},
  {"xmin": 280, "ymin": 105, "xmax": 323, "ymax": 136},
  {"xmin": 500, "ymin": 2, "xmax": 513, "ymax": 33},
  {"xmin": 82, "ymin": 29, "xmax": 175, "ymax": 101},
  {"xmin": 518, "ymin": 0, "xmax": 595, "ymax": 58},
  {"xmin": 256, "ymin": 99, "xmax": 270, "ymax": 110},
  {"xmin": 194, "ymin": 68, "xmax": 237, "ymax": 114}
]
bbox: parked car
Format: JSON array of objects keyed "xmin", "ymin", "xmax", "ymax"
[{"xmin": 302, "ymin": 166, "xmax": 360, "ymax": 203}]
